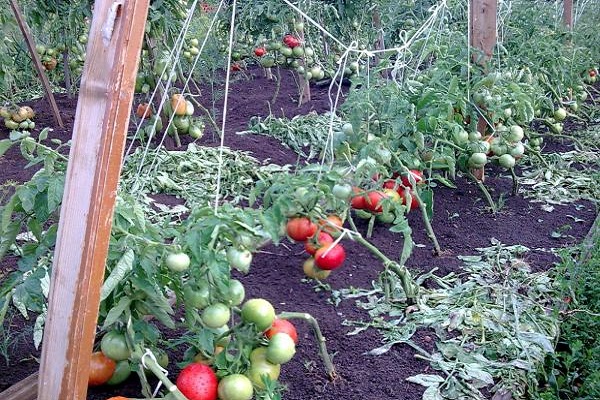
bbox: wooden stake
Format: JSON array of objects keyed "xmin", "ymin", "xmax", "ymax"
[
  {"xmin": 9, "ymin": 0, "xmax": 64, "ymax": 128},
  {"xmin": 37, "ymin": 1, "xmax": 149, "ymax": 399},
  {"xmin": 563, "ymin": 0, "xmax": 573, "ymax": 30},
  {"xmin": 0, "ymin": 372, "xmax": 38, "ymax": 400},
  {"xmin": 469, "ymin": 0, "xmax": 497, "ymax": 65}
]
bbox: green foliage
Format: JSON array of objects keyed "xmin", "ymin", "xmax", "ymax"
[{"xmin": 534, "ymin": 241, "xmax": 600, "ymax": 400}]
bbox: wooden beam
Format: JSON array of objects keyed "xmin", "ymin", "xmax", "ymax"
[
  {"xmin": 469, "ymin": 0, "xmax": 497, "ymax": 64},
  {"xmin": 0, "ymin": 372, "xmax": 38, "ymax": 400},
  {"xmin": 563, "ymin": 0, "xmax": 574, "ymax": 30},
  {"xmin": 36, "ymin": 1, "xmax": 150, "ymax": 399},
  {"xmin": 9, "ymin": 0, "xmax": 64, "ymax": 128}
]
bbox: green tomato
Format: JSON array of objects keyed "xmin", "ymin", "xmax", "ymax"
[
  {"xmin": 226, "ymin": 247, "xmax": 252, "ymax": 273},
  {"xmin": 100, "ymin": 331, "xmax": 131, "ymax": 361},
  {"xmin": 107, "ymin": 360, "xmax": 131, "ymax": 385},
  {"xmin": 218, "ymin": 374, "xmax": 254, "ymax": 400},
  {"xmin": 554, "ymin": 107, "xmax": 567, "ymax": 121},
  {"xmin": 165, "ymin": 252, "xmax": 190, "ymax": 272},
  {"xmin": 241, "ymin": 298, "xmax": 275, "ymax": 331},
  {"xmin": 468, "ymin": 152, "xmax": 487, "ymax": 168},
  {"xmin": 226, "ymin": 279, "xmax": 245, "ymax": 306},
  {"xmin": 183, "ymin": 282, "xmax": 210, "ymax": 310},
  {"xmin": 332, "ymin": 183, "xmax": 353, "ymax": 200},
  {"xmin": 201, "ymin": 303, "xmax": 231, "ymax": 328},
  {"xmin": 507, "ymin": 125, "xmax": 524, "ymax": 142},
  {"xmin": 266, "ymin": 333, "xmax": 296, "ymax": 364},
  {"xmin": 498, "ymin": 154, "xmax": 516, "ymax": 169},
  {"xmin": 247, "ymin": 347, "xmax": 281, "ymax": 389}
]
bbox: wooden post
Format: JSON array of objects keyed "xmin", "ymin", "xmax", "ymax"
[
  {"xmin": 469, "ymin": 0, "xmax": 497, "ymax": 181},
  {"xmin": 9, "ymin": 0, "xmax": 64, "ymax": 128},
  {"xmin": 563, "ymin": 0, "xmax": 573, "ymax": 30},
  {"xmin": 469, "ymin": 0, "xmax": 497, "ymax": 64},
  {"xmin": 36, "ymin": 1, "xmax": 149, "ymax": 399}
]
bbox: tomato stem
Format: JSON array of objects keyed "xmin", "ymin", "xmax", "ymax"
[
  {"xmin": 467, "ymin": 171, "xmax": 497, "ymax": 213},
  {"xmin": 411, "ymin": 189, "xmax": 441, "ymax": 256},
  {"xmin": 277, "ymin": 312, "xmax": 337, "ymax": 381},
  {"xmin": 131, "ymin": 346, "xmax": 189, "ymax": 400}
]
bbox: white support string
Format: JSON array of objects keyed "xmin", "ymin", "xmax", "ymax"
[{"xmin": 213, "ymin": 0, "xmax": 238, "ymax": 214}]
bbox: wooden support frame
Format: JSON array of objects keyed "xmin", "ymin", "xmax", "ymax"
[
  {"xmin": 563, "ymin": 0, "xmax": 574, "ymax": 30},
  {"xmin": 469, "ymin": 0, "xmax": 497, "ymax": 65},
  {"xmin": 9, "ymin": 0, "xmax": 64, "ymax": 128},
  {"xmin": 36, "ymin": 1, "xmax": 150, "ymax": 399}
]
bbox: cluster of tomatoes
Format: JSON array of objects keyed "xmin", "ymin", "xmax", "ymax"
[
  {"xmin": 134, "ymin": 92, "xmax": 205, "ymax": 142},
  {"xmin": 171, "ymin": 299, "xmax": 299, "ymax": 400},
  {"xmin": 286, "ymin": 215, "xmax": 346, "ymax": 280},
  {"xmin": 0, "ymin": 104, "xmax": 36, "ymax": 131},
  {"xmin": 95, "ymin": 267, "xmax": 300, "ymax": 400},
  {"xmin": 349, "ymin": 170, "xmax": 423, "ymax": 223},
  {"xmin": 584, "ymin": 67, "xmax": 598, "ymax": 84}
]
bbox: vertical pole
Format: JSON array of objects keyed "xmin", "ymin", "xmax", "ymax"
[
  {"xmin": 563, "ymin": 0, "xmax": 573, "ymax": 30},
  {"xmin": 469, "ymin": 0, "xmax": 497, "ymax": 182},
  {"xmin": 9, "ymin": 0, "xmax": 64, "ymax": 128},
  {"xmin": 469, "ymin": 0, "xmax": 497, "ymax": 65},
  {"xmin": 37, "ymin": 1, "xmax": 150, "ymax": 399}
]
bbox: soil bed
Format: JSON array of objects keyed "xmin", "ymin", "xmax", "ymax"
[{"xmin": 0, "ymin": 68, "xmax": 597, "ymax": 400}]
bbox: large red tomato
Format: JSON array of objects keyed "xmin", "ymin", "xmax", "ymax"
[
  {"xmin": 176, "ymin": 363, "xmax": 218, "ymax": 400},
  {"xmin": 286, "ymin": 217, "xmax": 317, "ymax": 242},
  {"xmin": 314, "ymin": 244, "xmax": 346, "ymax": 270}
]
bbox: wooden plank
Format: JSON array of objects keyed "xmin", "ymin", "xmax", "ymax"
[
  {"xmin": 0, "ymin": 372, "xmax": 38, "ymax": 400},
  {"xmin": 9, "ymin": 0, "xmax": 64, "ymax": 128},
  {"xmin": 469, "ymin": 0, "xmax": 497, "ymax": 64},
  {"xmin": 36, "ymin": 1, "xmax": 150, "ymax": 399},
  {"xmin": 564, "ymin": 0, "xmax": 574, "ymax": 29}
]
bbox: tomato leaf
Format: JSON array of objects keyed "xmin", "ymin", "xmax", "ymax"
[
  {"xmin": 101, "ymin": 249, "xmax": 135, "ymax": 301},
  {"xmin": 103, "ymin": 296, "xmax": 132, "ymax": 329},
  {"xmin": 0, "ymin": 139, "xmax": 12, "ymax": 157}
]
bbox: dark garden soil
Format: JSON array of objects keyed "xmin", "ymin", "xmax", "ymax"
[{"xmin": 0, "ymin": 68, "xmax": 598, "ymax": 400}]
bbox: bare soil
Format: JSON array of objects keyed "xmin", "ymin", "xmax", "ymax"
[{"xmin": 0, "ymin": 68, "xmax": 597, "ymax": 400}]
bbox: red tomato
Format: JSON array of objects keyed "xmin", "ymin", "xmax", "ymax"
[
  {"xmin": 314, "ymin": 244, "xmax": 346, "ymax": 270},
  {"xmin": 365, "ymin": 191, "xmax": 386, "ymax": 213},
  {"xmin": 283, "ymin": 34, "xmax": 300, "ymax": 48},
  {"xmin": 318, "ymin": 215, "xmax": 343, "ymax": 236},
  {"xmin": 286, "ymin": 217, "xmax": 317, "ymax": 242},
  {"xmin": 231, "ymin": 63, "xmax": 242, "ymax": 71},
  {"xmin": 400, "ymin": 170, "xmax": 424, "ymax": 188},
  {"xmin": 350, "ymin": 187, "xmax": 367, "ymax": 209},
  {"xmin": 304, "ymin": 232, "xmax": 334, "ymax": 255},
  {"xmin": 254, "ymin": 47, "xmax": 266, "ymax": 57},
  {"xmin": 398, "ymin": 188, "xmax": 419, "ymax": 210},
  {"xmin": 176, "ymin": 363, "xmax": 218, "ymax": 400},
  {"xmin": 265, "ymin": 318, "xmax": 298, "ymax": 344},
  {"xmin": 88, "ymin": 352, "xmax": 116, "ymax": 387},
  {"xmin": 383, "ymin": 179, "xmax": 399, "ymax": 190}
]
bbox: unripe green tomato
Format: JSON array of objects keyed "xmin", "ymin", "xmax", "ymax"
[
  {"xmin": 201, "ymin": 303, "xmax": 231, "ymax": 328},
  {"xmin": 266, "ymin": 333, "xmax": 296, "ymax": 364},
  {"xmin": 165, "ymin": 252, "xmax": 190, "ymax": 272},
  {"xmin": 498, "ymin": 154, "xmax": 516, "ymax": 169}
]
